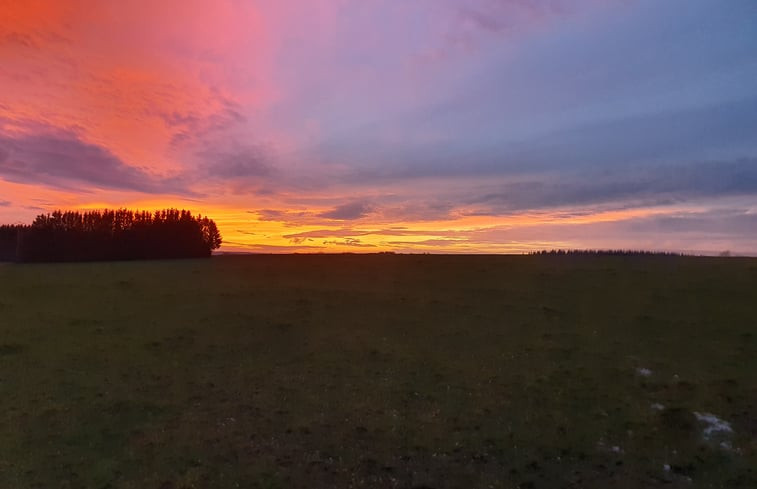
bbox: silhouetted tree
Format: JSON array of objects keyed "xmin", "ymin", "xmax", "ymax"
[
  {"xmin": 199, "ymin": 216, "xmax": 222, "ymax": 250},
  {"xmin": 5, "ymin": 209, "xmax": 222, "ymax": 262},
  {"xmin": 0, "ymin": 225, "xmax": 27, "ymax": 261}
]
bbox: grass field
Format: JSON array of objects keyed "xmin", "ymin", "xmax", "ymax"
[{"xmin": 1, "ymin": 254, "xmax": 756, "ymax": 488}]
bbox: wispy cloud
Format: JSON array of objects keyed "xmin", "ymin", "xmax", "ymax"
[
  {"xmin": 322, "ymin": 238, "xmax": 375, "ymax": 248},
  {"xmin": 200, "ymin": 146, "xmax": 272, "ymax": 178},
  {"xmin": 156, "ymin": 93, "xmax": 246, "ymax": 148},
  {"xmin": 462, "ymin": 159, "xmax": 757, "ymax": 215}
]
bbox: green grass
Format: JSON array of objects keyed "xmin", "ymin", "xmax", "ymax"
[{"xmin": 1, "ymin": 255, "xmax": 756, "ymax": 488}]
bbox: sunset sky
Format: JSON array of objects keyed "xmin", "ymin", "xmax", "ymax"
[{"xmin": 1, "ymin": 0, "xmax": 756, "ymax": 254}]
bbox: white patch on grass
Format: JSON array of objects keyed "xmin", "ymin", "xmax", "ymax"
[
  {"xmin": 651, "ymin": 403, "xmax": 665, "ymax": 411},
  {"xmin": 636, "ymin": 367, "xmax": 653, "ymax": 377},
  {"xmin": 596, "ymin": 439, "xmax": 624, "ymax": 454},
  {"xmin": 693, "ymin": 412, "xmax": 733, "ymax": 439}
]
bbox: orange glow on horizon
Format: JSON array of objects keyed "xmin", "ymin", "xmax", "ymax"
[{"xmin": 2, "ymin": 1, "xmax": 754, "ymax": 256}]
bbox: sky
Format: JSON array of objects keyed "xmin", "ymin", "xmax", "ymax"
[{"xmin": 1, "ymin": 0, "xmax": 756, "ymax": 254}]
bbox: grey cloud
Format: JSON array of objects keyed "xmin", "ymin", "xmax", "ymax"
[
  {"xmin": 258, "ymin": 198, "xmax": 455, "ymax": 227},
  {"xmin": 255, "ymin": 209, "xmax": 291, "ymax": 220},
  {"xmin": 338, "ymin": 97, "xmax": 757, "ymax": 185},
  {"xmin": 254, "ymin": 155, "xmax": 757, "ymax": 226},
  {"xmin": 467, "ymin": 159, "xmax": 757, "ymax": 214},
  {"xmin": 318, "ymin": 201, "xmax": 373, "ymax": 220},
  {"xmin": 379, "ymin": 200, "xmax": 456, "ymax": 222},
  {"xmin": 322, "ymin": 238, "xmax": 376, "ymax": 248},
  {"xmin": 255, "ymin": 209, "xmax": 318, "ymax": 226},
  {"xmin": 254, "ymin": 208, "xmax": 367, "ymax": 227},
  {"xmin": 500, "ymin": 99, "xmax": 757, "ymax": 173},
  {"xmin": 0, "ymin": 200, "xmax": 10, "ymax": 207},
  {"xmin": 624, "ymin": 209, "xmax": 757, "ymax": 236}
]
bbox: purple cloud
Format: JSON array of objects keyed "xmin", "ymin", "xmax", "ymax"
[
  {"xmin": 318, "ymin": 201, "xmax": 374, "ymax": 220},
  {"xmin": 0, "ymin": 124, "xmax": 192, "ymax": 194},
  {"xmin": 201, "ymin": 146, "xmax": 272, "ymax": 178},
  {"xmin": 282, "ymin": 228, "xmax": 468, "ymax": 241},
  {"xmin": 221, "ymin": 242, "xmax": 325, "ymax": 253},
  {"xmin": 283, "ymin": 228, "xmax": 366, "ymax": 240},
  {"xmin": 466, "ymin": 159, "xmax": 757, "ymax": 215}
]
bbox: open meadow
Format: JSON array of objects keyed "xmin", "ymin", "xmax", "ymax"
[{"xmin": 1, "ymin": 254, "xmax": 756, "ymax": 488}]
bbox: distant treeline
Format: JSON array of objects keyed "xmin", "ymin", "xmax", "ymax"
[
  {"xmin": 530, "ymin": 249, "xmax": 684, "ymax": 256},
  {"xmin": 0, "ymin": 209, "xmax": 221, "ymax": 262}
]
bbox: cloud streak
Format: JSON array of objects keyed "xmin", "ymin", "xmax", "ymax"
[
  {"xmin": 318, "ymin": 201, "xmax": 374, "ymax": 220},
  {"xmin": 465, "ymin": 159, "xmax": 757, "ymax": 214}
]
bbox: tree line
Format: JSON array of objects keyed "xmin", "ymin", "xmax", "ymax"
[
  {"xmin": 530, "ymin": 249, "xmax": 684, "ymax": 256},
  {"xmin": 0, "ymin": 209, "xmax": 221, "ymax": 262}
]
